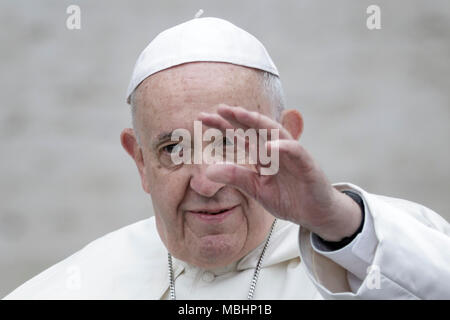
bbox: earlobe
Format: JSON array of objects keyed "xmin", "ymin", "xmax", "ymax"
[{"xmin": 281, "ymin": 109, "xmax": 304, "ymax": 140}]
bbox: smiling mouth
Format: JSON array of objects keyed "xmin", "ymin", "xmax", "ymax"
[{"xmin": 189, "ymin": 205, "xmax": 239, "ymax": 216}]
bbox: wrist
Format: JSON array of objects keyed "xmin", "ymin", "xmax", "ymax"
[{"xmin": 314, "ymin": 189, "xmax": 364, "ymax": 242}]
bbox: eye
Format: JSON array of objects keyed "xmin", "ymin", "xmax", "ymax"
[{"xmin": 162, "ymin": 143, "xmax": 182, "ymax": 154}]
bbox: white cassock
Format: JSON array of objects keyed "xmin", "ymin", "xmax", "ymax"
[{"xmin": 4, "ymin": 183, "xmax": 450, "ymax": 300}]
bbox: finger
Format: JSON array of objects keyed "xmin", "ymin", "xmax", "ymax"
[
  {"xmin": 215, "ymin": 104, "xmax": 251, "ymax": 133},
  {"xmin": 217, "ymin": 105, "xmax": 292, "ymax": 140},
  {"xmin": 205, "ymin": 162, "xmax": 259, "ymax": 199},
  {"xmin": 266, "ymin": 140, "xmax": 315, "ymax": 173},
  {"xmin": 198, "ymin": 111, "xmax": 247, "ymax": 143},
  {"xmin": 198, "ymin": 112, "xmax": 235, "ymax": 132},
  {"xmin": 199, "ymin": 111, "xmax": 254, "ymax": 157}
]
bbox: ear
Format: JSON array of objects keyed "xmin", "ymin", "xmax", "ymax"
[
  {"xmin": 120, "ymin": 128, "xmax": 150, "ymax": 194},
  {"xmin": 281, "ymin": 109, "xmax": 304, "ymax": 140}
]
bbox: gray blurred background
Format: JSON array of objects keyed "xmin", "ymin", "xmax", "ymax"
[{"xmin": 0, "ymin": 0, "xmax": 449, "ymax": 297}]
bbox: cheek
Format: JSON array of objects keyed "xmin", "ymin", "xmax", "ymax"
[
  {"xmin": 147, "ymin": 164, "xmax": 190, "ymax": 229},
  {"xmin": 151, "ymin": 174, "xmax": 188, "ymax": 251}
]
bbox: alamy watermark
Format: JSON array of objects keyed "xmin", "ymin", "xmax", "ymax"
[
  {"xmin": 65, "ymin": 265, "xmax": 82, "ymax": 290},
  {"xmin": 366, "ymin": 264, "xmax": 381, "ymax": 290},
  {"xmin": 366, "ymin": 5, "xmax": 381, "ymax": 30},
  {"xmin": 168, "ymin": 121, "xmax": 280, "ymax": 175},
  {"xmin": 66, "ymin": 5, "xmax": 81, "ymax": 30}
]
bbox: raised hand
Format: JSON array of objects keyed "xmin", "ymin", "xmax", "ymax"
[{"xmin": 198, "ymin": 104, "xmax": 362, "ymax": 241}]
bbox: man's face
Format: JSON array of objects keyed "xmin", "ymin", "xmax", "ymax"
[{"xmin": 131, "ymin": 62, "xmax": 275, "ymax": 269}]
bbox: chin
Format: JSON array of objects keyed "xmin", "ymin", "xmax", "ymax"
[{"xmin": 194, "ymin": 234, "xmax": 243, "ymax": 268}]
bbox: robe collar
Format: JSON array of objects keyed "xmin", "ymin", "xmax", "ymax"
[{"xmin": 158, "ymin": 218, "xmax": 301, "ymax": 299}]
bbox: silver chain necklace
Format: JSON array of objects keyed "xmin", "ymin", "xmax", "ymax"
[{"xmin": 168, "ymin": 219, "xmax": 277, "ymax": 300}]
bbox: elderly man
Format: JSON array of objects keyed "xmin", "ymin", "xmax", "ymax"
[{"xmin": 4, "ymin": 17, "xmax": 450, "ymax": 300}]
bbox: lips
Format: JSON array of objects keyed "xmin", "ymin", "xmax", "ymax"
[
  {"xmin": 190, "ymin": 207, "xmax": 235, "ymax": 215},
  {"xmin": 191, "ymin": 208, "xmax": 231, "ymax": 215},
  {"xmin": 187, "ymin": 205, "xmax": 239, "ymax": 221}
]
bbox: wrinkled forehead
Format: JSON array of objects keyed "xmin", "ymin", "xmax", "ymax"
[
  {"xmin": 136, "ymin": 62, "xmax": 264, "ymax": 104},
  {"xmin": 134, "ymin": 62, "xmax": 272, "ymax": 145}
]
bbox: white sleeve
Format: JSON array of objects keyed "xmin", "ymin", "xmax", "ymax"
[{"xmin": 298, "ymin": 182, "xmax": 450, "ymax": 299}]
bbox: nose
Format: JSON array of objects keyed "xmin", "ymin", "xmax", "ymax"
[{"xmin": 189, "ymin": 163, "xmax": 225, "ymax": 198}]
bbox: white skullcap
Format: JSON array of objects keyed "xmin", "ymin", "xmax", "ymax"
[{"xmin": 126, "ymin": 16, "xmax": 279, "ymax": 104}]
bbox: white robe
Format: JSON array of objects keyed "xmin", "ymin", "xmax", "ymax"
[{"xmin": 4, "ymin": 183, "xmax": 450, "ymax": 299}]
